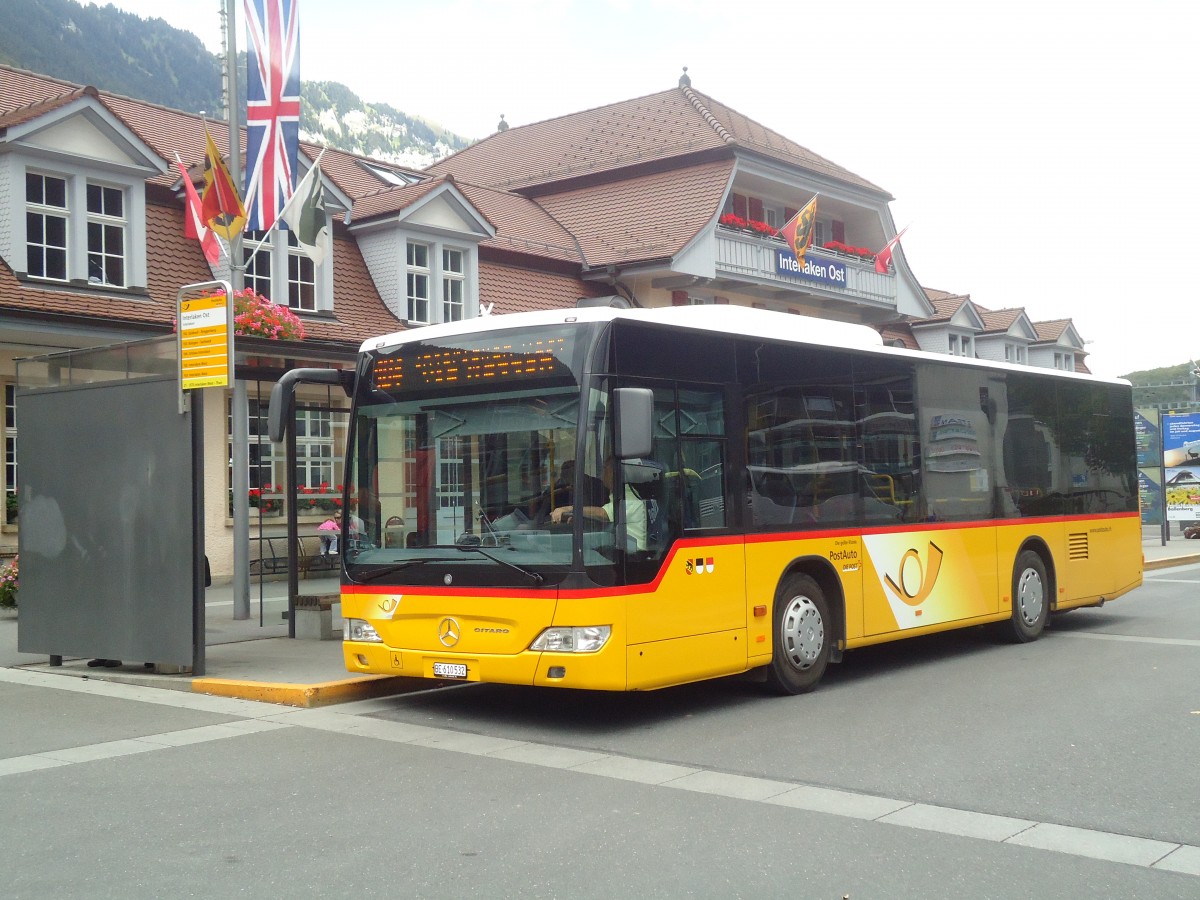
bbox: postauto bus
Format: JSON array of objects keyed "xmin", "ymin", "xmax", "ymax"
[{"xmin": 269, "ymin": 304, "xmax": 1142, "ymax": 694}]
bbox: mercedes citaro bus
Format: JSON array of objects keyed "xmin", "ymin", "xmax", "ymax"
[{"xmin": 269, "ymin": 303, "xmax": 1142, "ymax": 694}]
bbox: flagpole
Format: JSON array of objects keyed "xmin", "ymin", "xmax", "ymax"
[{"xmin": 224, "ymin": 0, "xmax": 252, "ymax": 623}]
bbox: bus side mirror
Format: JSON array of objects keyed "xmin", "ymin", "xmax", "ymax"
[
  {"xmin": 614, "ymin": 387, "xmax": 654, "ymax": 460},
  {"xmin": 268, "ymin": 368, "xmax": 354, "ymax": 443}
]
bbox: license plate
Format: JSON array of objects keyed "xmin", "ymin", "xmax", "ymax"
[{"xmin": 432, "ymin": 662, "xmax": 468, "ymax": 679}]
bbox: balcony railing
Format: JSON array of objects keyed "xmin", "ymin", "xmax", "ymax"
[{"xmin": 714, "ymin": 226, "xmax": 897, "ymax": 307}]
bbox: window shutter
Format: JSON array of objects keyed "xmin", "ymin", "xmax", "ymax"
[
  {"xmin": 732, "ymin": 194, "xmax": 748, "ymax": 218},
  {"xmin": 748, "ymin": 197, "xmax": 764, "ymax": 221},
  {"xmin": 832, "ymin": 220, "xmax": 845, "ymax": 243},
  {"xmin": 672, "ymin": 290, "xmax": 689, "ymax": 306}
]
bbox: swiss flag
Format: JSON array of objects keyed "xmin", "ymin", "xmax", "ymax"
[
  {"xmin": 874, "ymin": 226, "xmax": 909, "ymax": 274},
  {"xmin": 176, "ymin": 159, "xmax": 220, "ymax": 265}
]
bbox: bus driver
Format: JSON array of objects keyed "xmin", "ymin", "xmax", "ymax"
[{"xmin": 550, "ymin": 457, "xmax": 647, "ymax": 551}]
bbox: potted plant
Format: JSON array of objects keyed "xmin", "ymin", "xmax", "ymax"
[
  {"xmin": 0, "ymin": 555, "xmax": 17, "ymax": 610},
  {"xmin": 229, "ymin": 288, "xmax": 306, "ymax": 340}
]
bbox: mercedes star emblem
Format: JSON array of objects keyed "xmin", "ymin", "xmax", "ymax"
[{"xmin": 437, "ymin": 617, "xmax": 461, "ymax": 648}]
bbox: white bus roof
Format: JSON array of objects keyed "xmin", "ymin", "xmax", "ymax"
[
  {"xmin": 360, "ymin": 305, "xmax": 1128, "ymax": 386},
  {"xmin": 361, "ymin": 305, "xmax": 882, "ymax": 353}
]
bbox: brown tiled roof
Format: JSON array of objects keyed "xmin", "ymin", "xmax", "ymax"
[
  {"xmin": 480, "ymin": 262, "xmax": 609, "ymax": 314},
  {"xmin": 427, "ymin": 86, "xmax": 887, "ymax": 196},
  {"xmin": 352, "ymin": 177, "xmax": 583, "ymax": 266},
  {"xmin": 684, "ymin": 90, "xmax": 886, "ymax": 195},
  {"xmin": 1032, "ymin": 319, "xmax": 1072, "ymax": 343},
  {"xmin": 0, "ymin": 85, "xmax": 90, "ymax": 132},
  {"xmin": 0, "ymin": 66, "xmax": 80, "ymax": 113},
  {"xmin": 350, "ymin": 178, "xmax": 443, "ymax": 222},
  {"xmin": 536, "ymin": 160, "xmax": 734, "ymax": 267},
  {"xmin": 308, "ymin": 145, "xmax": 426, "ymax": 203},
  {"xmin": 977, "ymin": 307, "xmax": 1027, "ymax": 334},
  {"xmin": 916, "ymin": 293, "xmax": 972, "ymax": 324},
  {"xmin": 459, "ymin": 183, "xmax": 582, "ymax": 264}
]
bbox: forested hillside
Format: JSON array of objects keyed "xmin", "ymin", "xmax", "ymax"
[{"xmin": 0, "ymin": 0, "xmax": 468, "ymax": 166}]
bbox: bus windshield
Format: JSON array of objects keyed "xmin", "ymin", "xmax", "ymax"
[{"xmin": 343, "ymin": 322, "xmax": 598, "ymax": 587}]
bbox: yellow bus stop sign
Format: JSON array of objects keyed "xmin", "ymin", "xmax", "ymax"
[{"xmin": 178, "ymin": 282, "xmax": 233, "ymax": 391}]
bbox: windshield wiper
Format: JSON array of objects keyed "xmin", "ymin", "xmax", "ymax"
[
  {"xmin": 455, "ymin": 545, "xmax": 544, "ymax": 584},
  {"xmin": 352, "ymin": 557, "xmax": 443, "ymax": 584}
]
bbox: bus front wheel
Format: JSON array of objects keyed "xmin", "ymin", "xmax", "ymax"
[
  {"xmin": 765, "ymin": 574, "xmax": 831, "ymax": 695},
  {"xmin": 1006, "ymin": 550, "xmax": 1049, "ymax": 643}
]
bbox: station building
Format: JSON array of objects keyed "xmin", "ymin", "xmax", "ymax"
[{"xmin": 0, "ymin": 65, "xmax": 1088, "ymax": 577}]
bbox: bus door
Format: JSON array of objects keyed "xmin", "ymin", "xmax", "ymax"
[{"xmin": 620, "ymin": 383, "xmax": 746, "ymax": 687}]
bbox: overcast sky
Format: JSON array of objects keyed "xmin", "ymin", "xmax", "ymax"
[{"xmin": 104, "ymin": 0, "xmax": 1199, "ymax": 378}]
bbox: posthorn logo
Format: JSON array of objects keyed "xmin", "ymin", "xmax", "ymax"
[{"xmin": 883, "ymin": 541, "xmax": 944, "ymax": 607}]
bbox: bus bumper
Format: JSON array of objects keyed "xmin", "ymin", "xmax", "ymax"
[{"xmin": 342, "ymin": 640, "xmax": 629, "ymax": 691}]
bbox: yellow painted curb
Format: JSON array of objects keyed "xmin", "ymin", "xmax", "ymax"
[
  {"xmin": 1145, "ymin": 554, "xmax": 1200, "ymax": 571},
  {"xmin": 191, "ymin": 674, "xmax": 422, "ymax": 707}
]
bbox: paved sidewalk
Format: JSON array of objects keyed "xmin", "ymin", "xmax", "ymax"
[{"xmin": 3, "ymin": 533, "xmax": 1197, "ymax": 708}]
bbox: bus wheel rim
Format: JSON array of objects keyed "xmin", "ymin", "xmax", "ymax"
[
  {"xmin": 1016, "ymin": 568, "xmax": 1044, "ymax": 625},
  {"xmin": 781, "ymin": 596, "xmax": 824, "ymax": 670}
]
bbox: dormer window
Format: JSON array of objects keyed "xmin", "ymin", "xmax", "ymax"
[
  {"xmin": 405, "ymin": 239, "xmax": 469, "ymax": 325},
  {"xmin": 406, "ymin": 240, "xmax": 430, "ymax": 322},
  {"xmin": 948, "ymin": 333, "xmax": 974, "ymax": 357},
  {"xmin": 86, "ymin": 182, "xmax": 126, "ymax": 286},
  {"xmin": 22, "ymin": 169, "xmax": 135, "ymax": 288},
  {"xmin": 26, "ymin": 173, "xmax": 69, "ymax": 281},
  {"xmin": 442, "ymin": 248, "xmax": 465, "ymax": 321},
  {"xmin": 287, "ymin": 232, "xmax": 317, "ymax": 311},
  {"xmin": 349, "ymin": 179, "xmax": 492, "ymax": 325}
]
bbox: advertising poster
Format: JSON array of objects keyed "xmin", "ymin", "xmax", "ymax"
[
  {"xmin": 1162, "ymin": 413, "xmax": 1200, "ymax": 522},
  {"xmin": 1138, "ymin": 468, "xmax": 1162, "ymax": 525},
  {"xmin": 1134, "ymin": 409, "xmax": 1160, "ymax": 467},
  {"xmin": 1136, "ymin": 408, "xmax": 1163, "ymax": 526}
]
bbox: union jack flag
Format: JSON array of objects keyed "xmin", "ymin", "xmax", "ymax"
[{"xmin": 243, "ymin": 0, "xmax": 300, "ymax": 231}]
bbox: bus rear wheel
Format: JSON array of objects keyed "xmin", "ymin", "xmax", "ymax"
[
  {"xmin": 1006, "ymin": 549, "xmax": 1049, "ymax": 643},
  {"xmin": 765, "ymin": 574, "xmax": 831, "ymax": 695}
]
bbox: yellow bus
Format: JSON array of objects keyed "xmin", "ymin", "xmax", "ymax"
[{"xmin": 271, "ymin": 304, "xmax": 1143, "ymax": 694}]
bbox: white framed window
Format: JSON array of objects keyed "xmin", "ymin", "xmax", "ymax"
[
  {"xmin": 243, "ymin": 231, "xmax": 272, "ymax": 297},
  {"xmin": 1005, "ymin": 343, "xmax": 1027, "ymax": 365},
  {"xmin": 295, "ymin": 407, "xmax": 335, "ymax": 486},
  {"xmin": 948, "ymin": 333, "xmax": 974, "ymax": 357},
  {"xmin": 240, "ymin": 228, "xmax": 329, "ymax": 312},
  {"xmin": 85, "ymin": 182, "xmax": 126, "ymax": 286},
  {"xmin": 26, "ymin": 172, "xmax": 69, "ymax": 281},
  {"xmin": 23, "ymin": 170, "xmax": 136, "ymax": 287},
  {"xmin": 232, "ymin": 395, "xmax": 347, "ymax": 519},
  {"xmin": 407, "ymin": 240, "xmax": 431, "ymax": 323},
  {"xmin": 287, "ymin": 232, "xmax": 316, "ymax": 311},
  {"xmin": 1054, "ymin": 352, "xmax": 1075, "ymax": 371},
  {"xmin": 442, "ymin": 247, "xmax": 464, "ymax": 322}
]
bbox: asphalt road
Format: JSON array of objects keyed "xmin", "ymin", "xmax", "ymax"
[{"xmin": 1, "ymin": 564, "xmax": 1197, "ymax": 898}]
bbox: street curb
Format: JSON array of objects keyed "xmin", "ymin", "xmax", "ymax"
[
  {"xmin": 191, "ymin": 674, "xmax": 426, "ymax": 708},
  {"xmin": 1145, "ymin": 554, "xmax": 1200, "ymax": 571}
]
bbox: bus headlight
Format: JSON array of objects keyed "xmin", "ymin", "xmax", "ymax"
[
  {"xmin": 529, "ymin": 625, "xmax": 611, "ymax": 653},
  {"xmin": 345, "ymin": 618, "xmax": 383, "ymax": 643}
]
